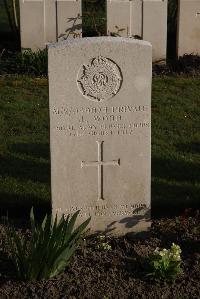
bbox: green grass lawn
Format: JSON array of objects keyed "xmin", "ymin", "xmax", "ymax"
[
  {"xmin": 0, "ymin": 76, "xmax": 50, "ymax": 216},
  {"xmin": 152, "ymin": 77, "xmax": 200, "ymax": 214},
  {"xmin": 0, "ymin": 75, "xmax": 199, "ymax": 217}
]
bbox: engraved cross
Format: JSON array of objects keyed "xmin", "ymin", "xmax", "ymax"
[{"xmin": 81, "ymin": 141, "xmax": 120, "ymax": 200}]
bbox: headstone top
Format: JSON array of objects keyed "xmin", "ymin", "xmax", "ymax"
[{"xmin": 48, "ymin": 36, "xmax": 152, "ymax": 49}]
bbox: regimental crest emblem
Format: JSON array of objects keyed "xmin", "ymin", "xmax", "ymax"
[{"xmin": 77, "ymin": 56, "xmax": 123, "ymax": 102}]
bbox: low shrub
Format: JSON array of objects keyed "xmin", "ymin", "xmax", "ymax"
[
  {"xmin": 0, "ymin": 48, "xmax": 48, "ymax": 76},
  {"xmin": 96, "ymin": 235, "xmax": 112, "ymax": 251},
  {"xmin": 147, "ymin": 243, "xmax": 183, "ymax": 281},
  {"xmin": 153, "ymin": 55, "xmax": 200, "ymax": 76},
  {"xmin": 7, "ymin": 209, "xmax": 90, "ymax": 281}
]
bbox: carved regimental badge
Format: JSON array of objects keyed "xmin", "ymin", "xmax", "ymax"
[{"xmin": 77, "ymin": 56, "xmax": 122, "ymax": 102}]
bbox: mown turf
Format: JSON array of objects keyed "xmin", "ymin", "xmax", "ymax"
[
  {"xmin": 0, "ymin": 76, "xmax": 50, "ymax": 216},
  {"xmin": 152, "ymin": 77, "xmax": 200, "ymax": 213},
  {"xmin": 0, "ymin": 75, "xmax": 199, "ymax": 217}
]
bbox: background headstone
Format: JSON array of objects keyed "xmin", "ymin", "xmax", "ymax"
[
  {"xmin": 49, "ymin": 37, "xmax": 152, "ymax": 235},
  {"xmin": 107, "ymin": 0, "xmax": 142, "ymax": 38},
  {"xmin": 19, "ymin": 0, "xmax": 82, "ymax": 50},
  {"xmin": 107, "ymin": 0, "xmax": 131, "ymax": 37},
  {"xmin": 20, "ymin": 0, "xmax": 49, "ymax": 50},
  {"xmin": 177, "ymin": 0, "xmax": 200, "ymax": 57},
  {"xmin": 143, "ymin": 0, "xmax": 168, "ymax": 62},
  {"xmin": 56, "ymin": 0, "xmax": 82, "ymax": 41},
  {"xmin": 106, "ymin": 0, "xmax": 168, "ymax": 62}
]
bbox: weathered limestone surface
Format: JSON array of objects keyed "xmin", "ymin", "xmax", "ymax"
[
  {"xmin": 143, "ymin": 0, "xmax": 168, "ymax": 62},
  {"xmin": 56, "ymin": 0, "xmax": 82, "ymax": 41},
  {"xmin": 106, "ymin": 0, "xmax": 168, "ymax": 62},
  {"xmin": 107, "ymin": 0, "xmax": 142, "ymax": 38},
  {"xmin": 19, "ymin": 0, "xmax": 82, "ymax": 50},
  {"xmin": 20, "ymin": 0, "xmax": 167, "ymax": 60},
  {"xmin": 20, "ymin": 0, "xmax": 46, "ymax": 50},
  {"xmin": 49, "ymin": 37, "xmax": 152, "ymax": 236},
  {"xmin": 177, "ymin": 0, "xmax": 200, "ymax": 57}
]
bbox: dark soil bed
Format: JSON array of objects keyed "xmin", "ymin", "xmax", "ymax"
[{"xmin": 0, "ymin": 211, "xmax": 199, "ymax": 299}]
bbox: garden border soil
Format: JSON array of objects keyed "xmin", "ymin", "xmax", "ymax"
[{"xmin": 0, "ymin": 211, "xmax": 199, "ymax": 299}]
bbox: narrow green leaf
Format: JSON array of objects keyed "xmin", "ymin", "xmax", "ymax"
[
  {"xmin": 71, "ymin": 216, "xmax": 91, "ymax": 242},
  {"xmin": 49, "ymin": 244, "xmax": 76, "ymax": 278}
]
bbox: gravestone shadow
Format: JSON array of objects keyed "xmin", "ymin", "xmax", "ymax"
[
  {"xmin": 11, "ymin": 142, "xmax": 50, "ymax": 160},
  {"xmin": 58, "ymin": 16, "xmax": 82, "ymax": 40},
  {"xmin": 176, "ymin": 141, "xmax": 200, "ymax": 155},
  {"xmin": 94, "ymin": 209, "xmax": 150, "ymax": 236},
  {"xmin": 0, "ymin": 192, "xmax": 50, "ymax": 219},
  {"xmin": 0, "ymin": 142, "xmax": 51, "ymax": 218},
  {"xmin": 0, "ymin": 155, "xmax": 50, "ymax": 183},
  {"xmin": 119, "ymin": 209, "xmax": 150, "ymax": 228},
  {"xmin": 152, "ymin": 144, "xmax": 200, "ymax": 217}
]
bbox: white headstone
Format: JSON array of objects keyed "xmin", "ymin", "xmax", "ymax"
[
  {"xmin": 107, "ymin": 0, "xmax": 142, "ymax": 38},
  {"xmin": 19, "ymin": 0, "xmax": 82, "ymax": 51},
  {"xmin": 177, "ymin": 0, "xmax": 200, "ymax": 57},
  {"xmin": 143, "ymin": 0, "xmax": 168, "ymax": 62},
  {"xmin": 57, "ymin": 0, "xmax": 82, "ymax": 41},
  {"xmin": 49, "ymin": 37, "xmax": 152, "ymax": 235},
  {"xmin": 19, "ymin": 0, "xmax": 49, "ymax": 50},
  {"xmin": 106, "ymin": 0, "xmax": 168, "ymax": 62}
]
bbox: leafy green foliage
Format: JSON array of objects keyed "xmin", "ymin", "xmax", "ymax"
[
  {"xmin": 147, "ymin": 243, "xmax": 183, "ymax": 281},
  {"xmin": 96, "ymin": 235, "xmax": 112, "ymax": 251},
  {"xmin": 153, "ymin": 55, "xmax": 200, "ymax": 76},
  {"xmin": 82, "ymin": 0, "xmax": 106, "ymax": 36},
  {"xmin": 7, "ymin": 209, "xmax": 90, "ymax": 281}
]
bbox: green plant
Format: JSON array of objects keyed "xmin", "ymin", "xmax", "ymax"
[
  {"xmin": 18, "ymin": 49, "xmax": 48, "ymax": 76},
  {"xmin": 96, "ymin": 235, "xmax": 112, "ymax": 251},
  {"xmin": 7, "ymin": 209, "xmax": 90, "ymax": 281},
  {"xmin": 82, "ymin": 0, "xmax": 106, "ymax": 36},
  {"xmin": 147, "ymin": 243, "xmax": 183, "ymax": 281}
]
